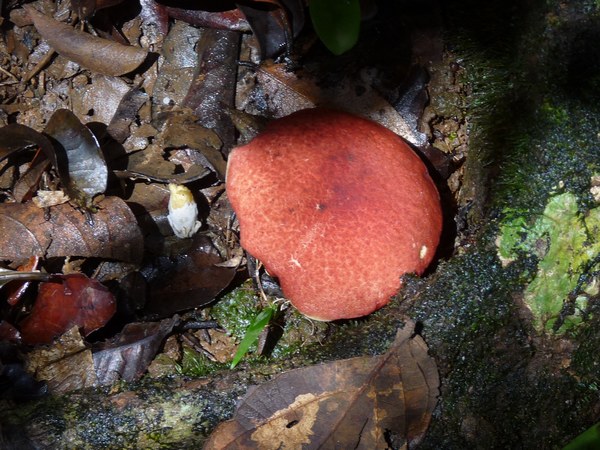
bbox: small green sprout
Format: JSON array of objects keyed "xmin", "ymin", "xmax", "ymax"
[{"xmin": 230, "ymin": 304, "xmax": 277, "ymax": 369}]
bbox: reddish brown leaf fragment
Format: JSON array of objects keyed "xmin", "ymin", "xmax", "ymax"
[
  {"xmin": 23, "ymin": 5, "xmax": 148, "ymax": 77},
  {"xmin": 165, "ymin": 7, "xmax": 250, "ymax": 31},
  {"xmin": 0, "ymin": 196, "xmax": 144, "ymax": 264},
  {"xmin": 0, "ymin": 320, "xmax": 21, "ymax": 343},
  {"xmin": 204, "ymin": 321, "xmax": 439, "ymax": 449},
  {"xmin": 4, "ymin": 256, "xmax": 40, "ymax": 306},
  {"xmin": 20, "ymin": 274, "xmax": 116, "ymax": 345}
]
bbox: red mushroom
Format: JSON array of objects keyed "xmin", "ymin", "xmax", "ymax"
[{"xmin": 226, "ymin": 108, "xmax": 442, "ymax": 321}]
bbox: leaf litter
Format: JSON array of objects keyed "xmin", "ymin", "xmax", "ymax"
[
  {"xmin": 204, "ymin": 321, "xmax": 439, "ymax": 449},
  {"xmin": 0, "ymin": 0, "xmax": 450, "ymax": 446}
]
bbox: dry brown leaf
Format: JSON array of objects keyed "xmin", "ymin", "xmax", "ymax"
[
  {"xmin": 0, "ymin": 196, "xmax": 143, "ymax": 264},
  {"xmin": 24, "ymin": 5, "xmax": 148, "ymax": 77},
  {"xmin": 204, "ymin": 321, "xmax": 439, "ymax": 449},
  {"xmin": 25, "ymin": 326, "xmax": 97, "ymax": 394}
]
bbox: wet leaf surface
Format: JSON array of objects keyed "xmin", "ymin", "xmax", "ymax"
[
  {"xmin": 92, "ymin": 316, "xmax": 179, "ymax": 384},
  {"xmin": 0, "ymin": 196, "xmax": 144, "ymax": 263},
  {"xmin": 43, "ymin": 109, "xmax": 108, "ymax": 208},
  {"xmin": 144, "ymin": 235, "xmax": 237, "ymax": 317},
  {"xmin": 19, "ymin": 274, "xmax": 117, "ymax": 345},
  {"xmin": 204, "ymin": 321, "xmax": 439, "ymax": 449},
  {"xmin": 24, "ymin": 5, "xmax": 149, "ymax": 77},
  {"xmin": 181, "ymin": 28, "xmax": 240, "ymax": 151},
  {"xmin": 2, "ymin": 257, "xmax": 43, "ymax": 306},
  {"xmin": 237, "ymin": 0, "xmax": 304, "ymax": 59}
]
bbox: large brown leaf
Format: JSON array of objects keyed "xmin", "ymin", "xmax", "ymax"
[
  {"xmin": 23, "ymin": 5, "xmax": 148, "ymax": 77},
  {"xmin": 0, "ymin": 196, "xmax": 143, "ymax": 264},
  {"xmin": 204, "ymin": 321, "xmax": 439, "ymax": 449}
]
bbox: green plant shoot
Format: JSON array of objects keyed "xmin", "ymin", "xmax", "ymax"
[
  {"xmin": 309, "ymin": 0, "xmax": 361, "ymax": 55},
  {"xmin": 230, "ymin": 305, "xmax": 277, "ymax": 369}
]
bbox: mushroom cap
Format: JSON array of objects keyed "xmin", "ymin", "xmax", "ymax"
[{"xmin": 226, "ymin": 108, "xmax": 442, "ymax": 321}]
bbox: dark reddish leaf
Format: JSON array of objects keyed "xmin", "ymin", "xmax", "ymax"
[
  {"xmin": 145, "ymin": 235, "xmax": 236, "ymax": 317},
  {"xmin": 43, "ymin": 109, "xmax": 108, "ymax": 209},
  {"xmin": 204, "ymin": 321, "xmax": 439, "ymax": 449},
  {"xmin": 165, "ymin": 6, "xmax": 250, "ymax": 31},
  {"xmin": 92, "ymin": 316, "xmax": 179, "ymax": 384},
  {"xmin": 4, "ymin": 257, "xmax": 41, "ymax": 306},
  {"xmin": 0, "ymin": 196, "xmax": 144, "ymax": 264},
  {"xmin": 0, "ymin": 321, "xmax": 21, "ymax": 343},
  {"xmin": 24, "ymin": 5, "xmax": 148, "ymax": 77},
  {"xmin": 20, "ymin": 274, "xmax": 116, "ymax": 345}
]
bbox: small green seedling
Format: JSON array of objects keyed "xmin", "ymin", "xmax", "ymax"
[{"xmin": 230, "ymin": 304, "xmax": 277, "ymax": 369}]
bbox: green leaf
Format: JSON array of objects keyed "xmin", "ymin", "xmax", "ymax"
[
  {"xmin": 230, "ymin": 305, "xmax": 276, "ymax": 369},
  {"xmin": 309, "ymin": 0, "xmax": 361, "ymax": 55},
  {"xmin": 563, "ymin": 422, "xmax": 600, "ymax": 450}
]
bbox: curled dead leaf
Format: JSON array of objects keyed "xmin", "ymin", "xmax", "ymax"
[
  {"xmin": 24, "ymin": 5, "xmax": 148, "ymax": 77},
  {"xmin": 204, "ymin": 321, "xmax": 439, "ymax": 449}
]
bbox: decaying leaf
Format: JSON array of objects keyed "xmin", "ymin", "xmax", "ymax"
[
  {"xmin": 107, "ymin": 86, "xmax": 149, "ymax": 144},
  {"xmin": 252, "ymin": 61, "xmax": 426, "ymax": 146},
  {"xmin": 237, "ymin": 0, "xmax": 305, "ymax": 59},
  {"xmin": 0, "ymin": 123, "xmax": 54, "ymax": 162},
  {"xmin": 43, "ymin": 109, "xmax": 108, "ymax": 209},
  {"xmin": 181, "ymin": 27, "xmax": 240, "ymax": 151},
  {"xmin": 204, "ymin": 321, "xmax": 439, "ymax": 449},
  {"xmin": 25, "ymin": 326, "xmax": 97, "ymax": 394},
  {"xmin": 0, "ymin": 196, "xmax": 144, "ymax": 264},
  {"xmin": 92, "ymin": 316, "xmax": 179, "ymax": 385},
  {"xmin": 24, "ymin": 5, "xmax": 148, "ymax": 77},
  {"xmin": 145, "ymin": 235, "xmax": 237, "ymax": 317},
  {"xmin": 19, "ymin": 274, "xmax": 116, "ymax": 345},
  {"xmin": 164, "ymin": 5, "xmax": 250, "ymax": 32}
]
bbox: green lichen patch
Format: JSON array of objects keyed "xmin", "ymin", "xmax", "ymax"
[{"xmin": 498, "ymin": 192, "xmax": 600, "ymax": 333}]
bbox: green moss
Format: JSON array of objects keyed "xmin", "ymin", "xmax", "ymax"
[
  {"xmin": 209, "ymin": 282, "xmax": 261, "ymax": 341},
  {"xmin": 178, "ymin": 347, "xmax": 227, "ymax": 377}
]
